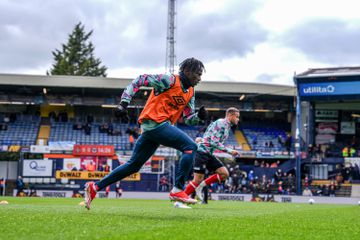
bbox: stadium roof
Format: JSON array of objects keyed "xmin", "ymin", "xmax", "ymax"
[
  {"xmin": 0, "ymin": 73, "xmax": 295, "ymax": 96},
  {"xmin": 296, "ymin": 66, "xmax": 360, "ymax": 78}
]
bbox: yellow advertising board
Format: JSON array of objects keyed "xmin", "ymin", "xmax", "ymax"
[{"xmin": 55, "ymin": 171, "xmax": 140, "ymax": 181}]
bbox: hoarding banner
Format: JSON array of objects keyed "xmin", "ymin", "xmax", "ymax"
[
  {"xmin": 23, "ymin": 160, "xmax": 53, "ymax": 177},
  {"xmin": 73, "ymin": 145, "xmax": 114, "ymax": 156},
  {"xmin": 299, "ymin": 81, "xmax": 360, "ymax": 97},
  {"xmin": 55, "ymin": 170, "xmax": 140, "ymax": 181}
]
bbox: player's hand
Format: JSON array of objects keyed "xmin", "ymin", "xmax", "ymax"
[
  {"xmin": 113, "ymin": 102, "xmax": 129, "ymax": 121},
  {"xmin": 197, "ymin": 105, "xmax": 208, "ymax": 120},
  {"xmin": 230, "ymin": 150, "xmax": 239, "ymax": 157}
]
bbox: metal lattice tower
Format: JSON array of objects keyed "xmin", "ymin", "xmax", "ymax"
[{"xmin": 165, "ymin": 0, "xmax": 176, "ymax": 74}]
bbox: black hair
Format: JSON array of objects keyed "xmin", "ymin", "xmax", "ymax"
[{"xmin": 179, "ymin": 57, "xmax": 205, "ymax": 73}]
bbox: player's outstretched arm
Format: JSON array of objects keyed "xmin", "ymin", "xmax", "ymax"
[{"xmin": 121, "ymin": 74, "xmax": 176, "ymax": 104}]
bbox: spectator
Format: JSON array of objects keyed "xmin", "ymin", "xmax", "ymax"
[
  {"xmin": 29, "ymin": 188, "xmax": 38, "ymax": 197},
  {"xmin": 129, "ymin": 134, "xmax": 135, "ymax": 149},
  {"xmin": 342, "ymin": 146, "xmax": 349, "ymax": 157},
  {"xmin": 107, "ymin": 123, "xmax": 114, "ymax": 136},
  {"xmin": 59, "ymin": 112, "xmax": 68, "ymax": 122},
  {"xmin": 72, "ymin": 190, "xmax": 82, "ymax": 198},
  {"xmin": 159, "ymin": 176, "xmax": 170, "ymax": 192},
  {"xmin": 322, "ymin": 185, "xmax": 330, "ymax": 196},
  {"xmin": 304, "ymin": 174, "xmax": 312, "ymax": 187},
  {"xmin": 261, "ymin": 174, "xmax": 267, "ymax": 186},
  {"xmin": 99, "ymin": 124, "xmax": 108, "ymax": 133},
  {"xmin": 86, "ymin": 162, "xmax": 96, "ymax": 172},
  {"xmin": 105, "ymin": 186, "xmax": 110, "ymax": 198},
  {"xmin": 3, "ymin": 115, "xmax": 10, "ymax": 123},
  {"xmin": 230, "ymin": 173, "xmax": 240, "ymax": 193},
  {"xmin": 284, "ymin": 133, "xmax": 292, "ymax": 154},
  {"xmin": 266, "ymin": 194, "xmax": 275, "ymax": 202},
  {"xmin": 87, "ymin": 115, "xmax": 94, "ymax": 123},
  {"xmin": 260, "ymin": 161, "xmax": 265, "ymax": 168},
  {"xmin": 103, "ymin": 164, "xmax": 110, "ymax": 172},
  {"xmin": 329, "ymin": 184, "xmax": 336, "ymax": 197},
  {"xmin": 98, "ymin": 164, "xmax": 104, "ymax": 172},
  {"xmin": 73, "ymin": 122, "xmax": 83, "ymax": 130},
  {"xmin": 83, "ymin": 122, "xmax": 91, "ymax": 135},
  {"xmin": 274, "ymin": 169, "xmax": 282, "ymax": 182},
  {"xmin": 287, "ymin": 173, "xmax": 295, "ymax": 187},
  {"xmin": 248, "ymin": 170, "xmax": 254, "ymax": 181},
  {"xmin": 270, "ymin": 161, "xmax": 278, "ymax": 168},
  {"xmin": 0, "ymin": 123, "xmax": 7, "ymax": 131},
  {"xmin": 0, "ymin": 178, "xmax": 5, "ymax": 196},
  {"xmin": 115, "ymin": 181, "xmax": 123, "ymax": 198},
  {"xmin": 335, "ymin": 173, "xmax": 343, "ymax": 184},
  {"xmin": 302, "ymin": 187, "xmax": 313, "ymax": 196},
  {"xmin": 16, "ymin": 176, "xmax": 24, "ymax": 196},
  {"xmin": 349, "ymin": 147, "xmax": 356, "ymax": 157},
  {"xmin": 277, "ymin": 181, "xmax": 284, "ymax": 194}
]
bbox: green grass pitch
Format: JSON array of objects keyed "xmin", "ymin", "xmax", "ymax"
[{"xmin": 0, "ymin": 197, "xmax": 359, "ymax": 240}]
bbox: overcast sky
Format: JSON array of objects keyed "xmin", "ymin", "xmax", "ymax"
[{"xmin": 1, "ymin": 0, "xmax": 360, "ymax": 85}]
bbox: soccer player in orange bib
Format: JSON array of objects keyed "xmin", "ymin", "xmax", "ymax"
[{"xmin": 84, "ymin": 58, "xmax": 207, "ymax": 209}]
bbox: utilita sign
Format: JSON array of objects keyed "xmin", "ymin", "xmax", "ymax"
[{"xmin": 299, "ymin": 81, "xmax": 360, "ymax": 97}]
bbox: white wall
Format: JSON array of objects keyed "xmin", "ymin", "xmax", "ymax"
[{"xmin": 0, "ymin": 161, "xmax": 18, "ymax": 180}]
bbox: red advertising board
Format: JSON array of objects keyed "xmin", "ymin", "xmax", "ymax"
[{"xmin": 73, "ymin": 145, "xmax": 114, "ymax": 156}]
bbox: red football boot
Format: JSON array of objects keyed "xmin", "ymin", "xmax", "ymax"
[
  {"xmin": 169, "ymin": 191, "xmax": 197, "ymax": 204},
  {"xmin": 84, "ymin": 182, "xmax": 97, "ymax": 210}
]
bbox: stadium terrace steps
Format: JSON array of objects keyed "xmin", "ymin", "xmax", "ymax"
[
  {"xmin": 37, "ymin": 125, "xmax": 51, "ymax": 145},
  {"xmin": 234, "ymin": 130, "xmax": 251, "ymax": 151}
]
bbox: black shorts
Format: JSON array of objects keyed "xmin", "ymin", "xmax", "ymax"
[{"xmin": 193, "ymin": 151, "xmax": 224, "ymax": 174}]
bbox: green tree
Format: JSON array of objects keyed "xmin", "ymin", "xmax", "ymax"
[{"xmin": 48, "ymin": 22, "xmax": 107, "ymax": 77}]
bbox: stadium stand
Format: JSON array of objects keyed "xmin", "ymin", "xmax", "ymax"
[
  {"xmin": 241, "ymin": 122, "xmax": 288, "ymax": 152},
  {"xmin": 49, "ymin": 121, "xmax": 137, "ymax": 150},
  {"xmin": 0, "ymin": 114, "xmax": 40, "ymax": 146},
  {"xmin": 1, "ymin": 73, "xmax": 359, "ymax": 198}
]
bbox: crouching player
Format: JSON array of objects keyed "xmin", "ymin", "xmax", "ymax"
[{"xmin": 185, "ymin": 107, "xmax": 240, "ymax": 201}]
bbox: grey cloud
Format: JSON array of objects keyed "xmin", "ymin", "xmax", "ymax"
[
  {"xmin": 0, "ymin": 0, "xmax": 105, "ymax": 71},
  {"xmin": 0, "ymin": 0, "xmax": 168, "ymax": 71},
  {"xmin": 280, "ymin": 18, "xmax": 360, "ymax": 65},
  {"xmin": 176, "ymin": 1, "xmax": 268, "ymax": 63},
  {"xmin": 0, "ymin": 0, "xmax": 267, "ymax": 73}
]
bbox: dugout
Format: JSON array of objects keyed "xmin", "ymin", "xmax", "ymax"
[{"xmin": 294, "ymin": 67, "xmax": 360, "ymax": 194}]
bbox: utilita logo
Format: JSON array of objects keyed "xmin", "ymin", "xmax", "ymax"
[{"xmin": 303, "ymin": 85, "xmax": 335, "ymax": 94}]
